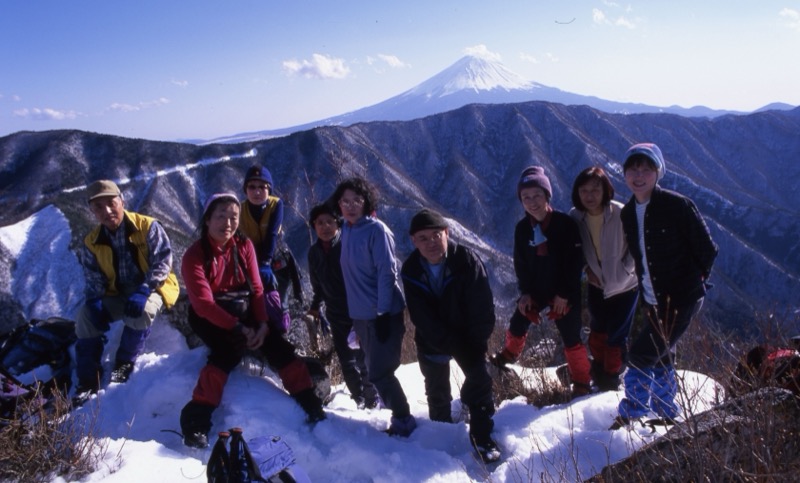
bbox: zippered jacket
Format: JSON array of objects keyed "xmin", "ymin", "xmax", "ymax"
[{"xmin": 401, "ymin": 241, "xmax": 495, "ymax": 357}]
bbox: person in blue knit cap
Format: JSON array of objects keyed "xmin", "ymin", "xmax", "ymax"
[
  {"xmin": 238, "ymin": 165, "xmax": 302, "ymax": 332},
  {"xmin": 611, "ymin": 143, "xmax": 718, "ymax": 429}
]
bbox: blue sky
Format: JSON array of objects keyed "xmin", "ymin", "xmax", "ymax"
[{"xmin": 2, "ymin": 1, "xmax": 799, "ymax": 141}]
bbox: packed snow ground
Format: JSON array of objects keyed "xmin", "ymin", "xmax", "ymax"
[
  {"xmin": 43, "ymin": 319, "xmax": 720, "ymax": 483},
  {"xmin": 1, "ymin": 206, "xmax": 723, "ymax": 482},
  {"xmin": 57, "ymin": 323, "xmax": 716, "ymax": 482}
]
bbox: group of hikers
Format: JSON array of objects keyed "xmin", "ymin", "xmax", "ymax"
[{"xmin": 70, "ymin": 141, "xmax": 718, "ymax": 463}]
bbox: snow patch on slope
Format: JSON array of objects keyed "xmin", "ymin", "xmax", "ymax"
[{"xmin": 0, "ymin": 205, "xmax": 84, "ymax": 319}]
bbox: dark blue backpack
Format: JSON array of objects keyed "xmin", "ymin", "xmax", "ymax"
[
  {"xmin": 206, "ymin": 427, "xmax": 309, "ymax": 483},
  {"xmin": 0, "ymin": 317, "xmax": 77, "ymax": 395}
]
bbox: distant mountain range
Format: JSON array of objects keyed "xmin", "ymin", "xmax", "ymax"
[
  {"xmin": 1, "ymin": 102, "xmax": 799, "ymax": 334},
  {"xmin": 202, "ymin": 54, "xmax": 796, "ymax": 144}
]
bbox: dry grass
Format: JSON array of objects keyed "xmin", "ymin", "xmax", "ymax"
[{"xmin": 0, "ymin": 385, "xmax": 107, "ymax": 482}]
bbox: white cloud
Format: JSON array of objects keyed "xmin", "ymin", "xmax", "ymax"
[
  {"xmin": 593, "ymin": 8, "xmax": 609, "ymax": 24},
  {"xmin": 519, "ymin": 52, "xmax": 539, "ymax": 64},
  {"xmin": 615, "ymin": 16, "xmax": 636, "ymax": 29},
  {"xmin": 282, "ymin": 54, "xmax": 350, "ymax": 80},
  {"xmin": 781, "ymin": 8, "xmax": 800, "ymax": 31},
  {"xmin": 545, "ymin": 52, "xmax": 560, "ymax": 63},
  {"xmin": 171, "ymin": 79, "xmax": 189, "ymax": 88},
  {"xmin": 463, "ymin": 44, "xmax": 502, "ymax": 61},
  {"xmin": 376, "ymin": 54, "xmax": 409, "ymax": 69},
  {"xmin": 108, "ymin": 97, "xmax": 170, "ymax": 112},
  {"xmin": 593, "ymin": 7, "xmax": 637, "ymax": 29},
  {"xmin": 13, "ymin": 107, "xmax": 80, "ymax": 120}
]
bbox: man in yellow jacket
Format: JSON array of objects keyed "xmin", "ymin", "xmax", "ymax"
[{"xmin": 73, "ymin": 180, "xmax": 179, "ymax": 405}]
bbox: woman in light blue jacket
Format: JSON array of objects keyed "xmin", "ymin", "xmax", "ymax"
[
  {"xmin": 569, "ymin": 167, "xmax": 639, "ymax": 391},
  {"xmin": 330, "ymin": 177, "xmax": 416, "ymax": 437}
]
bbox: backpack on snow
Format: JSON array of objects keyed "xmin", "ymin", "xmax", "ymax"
[
  {"xmin": 207, "ymin": 427, "xmax": 310, "ymax": 483},
  {"xmin": 730, "ymin": 344, "xmax": 800, "ymax": 397},
  {"xmin": 0, "ymin": 366, "xmax": 48, "ymax": 426},
  {"xmin": 0, "ymin": 317, "xmax": 76, "ymax": 396}
]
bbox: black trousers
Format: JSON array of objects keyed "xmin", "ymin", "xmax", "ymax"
[{"xmin": 417, "ymin": 348, "xmax": 495, "ymax": 438}]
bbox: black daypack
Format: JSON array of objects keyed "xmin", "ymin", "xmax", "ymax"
[
  {"xmin": 0, "ymin": 317, "xmax": 76, "ymax": 395},
  {"xmin": 207, "ymin": 427, "xmax": 306, "ymax": 483},
  {"xmin": 0, "ymin": 365, "xmax": 47, "ymax": 426}
]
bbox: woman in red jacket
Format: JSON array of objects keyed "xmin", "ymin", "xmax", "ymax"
[{"xmin": 179, "ymin": 193, "xmax": 325, "ymax": 449}]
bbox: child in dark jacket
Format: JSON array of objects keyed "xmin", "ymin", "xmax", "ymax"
[
  {"xmin": 306, "ymin": 203, "xmax": 378, "ymax": 409},
  {"xmin": 611, "ymin": 143, "xmax": 718, "ymax": 429},
  {"xmin": 492, "ymin": 166, "xmax": 592, "ymax": 398}
]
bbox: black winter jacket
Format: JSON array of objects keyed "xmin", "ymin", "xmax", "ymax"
[
  {"xmin": 401, "ymin": 241, "xmax": 495, "ymax": 359},
  {"xmin": 307, "ymin": 232, "xmax": 349, "ymax": 320},
  {"xmin": 621, "ymin": 187, "xmax": 718, "ymax": 307},
  {"xmin": 513, "ymin": 211, "xmax": 584, "ymax": 308}
]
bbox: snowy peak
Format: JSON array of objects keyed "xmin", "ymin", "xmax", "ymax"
[{"xmin": 406, "ymin": 55, "xmax": 535, "ymax": 98}]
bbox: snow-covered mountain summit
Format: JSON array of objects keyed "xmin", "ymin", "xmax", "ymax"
[
  {"xmin": 404, "ymin": 54, "xmax": 535, "ymax": 97},
  {"xmin": 203, "ymin": 54, "xmax": 748, "ymax": 144}
]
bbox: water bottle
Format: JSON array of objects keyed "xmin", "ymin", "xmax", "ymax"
[
  {"xmin": 228, "ymin": 427, "xmax": 251, "ymax": 483},
  {"xmin": 207, "ymin": 431, "xmax": 231, "ymax": 483}
]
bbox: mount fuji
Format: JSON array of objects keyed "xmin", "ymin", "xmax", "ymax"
[{"xmin": 203, "ymin": 54, "xmax": 766, "ymax": 144}]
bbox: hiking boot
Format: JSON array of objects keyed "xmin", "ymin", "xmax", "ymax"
[
  {"xmin": 471, "ymin": 435, "xmax": 501, "ymax": 463},
  {"xmin": 609, "ymin": 415, "xmax": 640, "ymax": 430},
  {"xmin": 386, "ymin": 414, "xmax": 417, "ymax": 437},
  {"xmin": 110, "ymin": 361, "xmax": 134, "ymax": 383},
  {"xmin": 293, "ymin": 387, "xmax": 327, "ymax": 423},
  {"xmin": 488, "ymin": 350, "xmax": 514, "ymax": 370},
  {"xmin": 183, "ymin": 431, "xmax": 209, "ymax": 449},
  {"xmin": 571, "ymin": 382, "xmax": 592, "ymax": 400},
  {"xmin": 594, "ymin": 373, "xmax": 621, "ymax": 392},
  {"xmin": 644, "ymin": 416, "xmax": 679, "ymax": 427},
  {"xmin": 364, "ymin": 393, "xmax": 381, "ymax": 410},
  {"xmin": 307, "ymin": 406, "xmax": 327, "ymax": 424},
  {"xmin": 71, "ymin": 384, "xmax": 98, "ymax": 408}
]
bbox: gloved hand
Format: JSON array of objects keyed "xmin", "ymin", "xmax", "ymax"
[
  {"xmin": 259, "ymin": 263, "xmax": 278, "ymax": 290},
  {"xmin": 451, "ymin": 341, "xmax": 487, "ymax": 368},
  {"xmin": 86, "ymin": 297, "xmax": 109, "ymax": 332},
  {"xmin": 374, "ymin": 313, "xmax": 392, "ymax": 344},
  {"xmin": 125, "ymin": 284, "xmax": 151, "ymax": 318}
]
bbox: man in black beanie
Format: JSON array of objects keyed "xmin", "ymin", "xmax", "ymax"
[{"xmin": 400, "ymin": 208, "xmax": 501, "ymax": 463}]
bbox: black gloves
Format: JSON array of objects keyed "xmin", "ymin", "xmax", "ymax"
[{"xmin": 374, "ymin": 313, "xmax": 392, "ymax": 344}]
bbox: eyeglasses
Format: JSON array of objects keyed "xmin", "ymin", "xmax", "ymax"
[
  {"xmin": 338, "ymin": 197, "xmax": 365, "ymax": 208},
  {"xmin": 246, "ymin": 184, "xmax": 269, "ymax": 192},
  {"xmin": 415, "ymin": 231, "xmax": 445, "ymax": 244}
]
